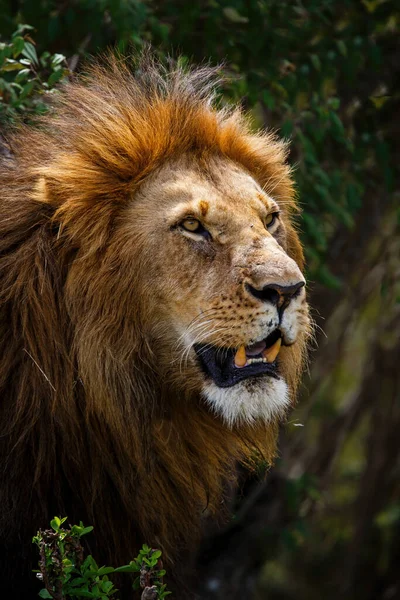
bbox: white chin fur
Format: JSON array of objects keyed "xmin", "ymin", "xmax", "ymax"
[{"xmin": 201, "ymin": 376, "xmax": 290, "ymax": 427}]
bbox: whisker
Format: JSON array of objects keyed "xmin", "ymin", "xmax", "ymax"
[
  {"xmin": 177, "ymin": 327, "xmax": 230, "ymax": 373},
  {"xmin": 23, "ymin": 349, "xmax": 56, "ymax": 392}
]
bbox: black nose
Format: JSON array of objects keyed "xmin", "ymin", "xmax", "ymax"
[{"xmin": 246, "ymin": 281, "xmax": 305, "ymax": 306}]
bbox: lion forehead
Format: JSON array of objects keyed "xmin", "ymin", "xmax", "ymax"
[{"xmin": 138, "ymin": 156, "xmax": 280, "ymax": 234}]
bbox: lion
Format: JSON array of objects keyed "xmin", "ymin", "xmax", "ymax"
[{"xmin": 0, "ymin": 55, "xmax": 310, "ymax": 598}]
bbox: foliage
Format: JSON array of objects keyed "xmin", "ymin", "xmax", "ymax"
[
  {"xmin": 33, "ymin": 518, "xmax": 171, "ymax": 600},
  {"xmin": 0, "ymin": 24, "xmax": 69, "ymax": 124}
]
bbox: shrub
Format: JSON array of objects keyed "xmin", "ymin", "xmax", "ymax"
[
  {"xmin": 0, "ymin": 24, "xmax": 69, "ymax": 124},
  {"xmin": 33, "ymin": 517, "xmax": 171, "ymax": 600}
]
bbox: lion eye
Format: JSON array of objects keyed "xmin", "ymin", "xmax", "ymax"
[
  {"xmin": 182, "ymin": 218, "xmax": 201, "ymax": 232},
  {"xmin": 179, "ymin": 218, "xmax": 211, "ymax": 240},
  {"xmin": 265, "ymin": 212, "xmax": 280, "ymax": 230}
]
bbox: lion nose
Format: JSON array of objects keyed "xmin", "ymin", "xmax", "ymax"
[{"xmin": 246, "ymin": 281, "xmax": 305, "ymax": 307}]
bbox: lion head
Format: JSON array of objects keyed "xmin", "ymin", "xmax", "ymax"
[
  {"xmin": 119, "ymin": 154, "xmax": 308, "ymax": 426},
  {"xmin": 0, "ymin": 55, "xmax": 311, "ymax": 591}
]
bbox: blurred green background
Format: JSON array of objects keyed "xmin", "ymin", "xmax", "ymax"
[{"xmin": 0, "ymin": 1, "xmax": 398, "ymax": 599}]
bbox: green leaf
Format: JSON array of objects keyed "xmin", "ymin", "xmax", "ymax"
[
  {"xmin": 101, "ymin": 580, "xmax": 114, "ymax": 593},
  {"xmin": 97, "ymin": 566, "xmax": 115, "ymax": 576},
  {"xmin": 15, "ymin": 68, "xmax": 31, "ymax": 82},
  {"xmin": 2, "ymin": 60, "xmax": 24, "ymax": 72},
  {"xmin": 38, "ymin": 590, "xmax": 53, "ymax": 599},
  {"xmin": 12, "ymin": 24, "xmax": 34, "ymax": 37},
  {"xmin": 79, "ymin": 526, "xmax": 94, "ymax": 537},
  {"xmin": 68, "ymin": 577, "xmax": 87, "ymax": 587},
  {"xmin": 114, "ymin": 564, "xmax": 139, "ymax": 573},
  {"xmin": 51, "ymin": 53, "xmax": 66, "ymax": 68},
  {"xmin": 63, "ymin": 558, "xmax": 73, "ymax": 568},
  {"xmin": 50, "ymin": 517, "xmax": 61, "ymax": 531},
  {"xmin": 70, "ymin": 525, "xmax": 83, "ymax": 536},
  {"xmin": 81, "ymin": 555, "xmax": 96, "ymax": 572},
  {"xmin": 21, "ymin": 42, "xmax": 38, "ymax": 66},
  {"xmin": 12, "ymin": 36, "xmax": 25, "ymax": 57},
  {"xmin": 88, "ymin": 556, "xmax": 99, "ymax": 571}
]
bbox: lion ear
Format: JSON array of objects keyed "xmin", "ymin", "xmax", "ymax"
[
  {"xmin": 33, "ymin": 176, "xmax": 58, "ymax": 206},
  {"xmin": 33, "ymin": 175, "xmax": 73, "ymax": 208}
]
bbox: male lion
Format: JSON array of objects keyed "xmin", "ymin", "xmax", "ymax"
[{"xmin": 0, "ymin": 55, "xmax": 310, "ymax": 598}]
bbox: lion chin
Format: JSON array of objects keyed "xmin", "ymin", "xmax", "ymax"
[{"xmin": 202, "ymin": 377, "xmax": 290, "ymax": 427}]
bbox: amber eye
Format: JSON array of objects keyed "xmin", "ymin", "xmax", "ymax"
[
  {"xmin": 178, "ymin": 218, "xmax": 211, "ymax": 240},
  {"xmin": 181, "ymin": 218, "xmax": 201, "ymax": 232},
  {"xmin": 265, "ymin": 212, "xmax": 279, "ymax": 230}
]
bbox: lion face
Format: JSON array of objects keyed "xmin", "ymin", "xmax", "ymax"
[{"xmin": 119, "ymin": 154, "xmax": 309, "ymax": 426}]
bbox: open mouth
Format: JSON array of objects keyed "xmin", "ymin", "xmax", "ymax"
[{"xmin": 195, "ymin": 329, "xmax": 282, "ymax": 388}]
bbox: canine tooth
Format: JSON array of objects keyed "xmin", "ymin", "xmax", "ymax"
[
  {"xmin": 262, "ymin": 338, "xmax": 282, "ymax": 363},
  {"xmin": 234, "ymin": 345, "xmax": 247, "ymax": 368}
]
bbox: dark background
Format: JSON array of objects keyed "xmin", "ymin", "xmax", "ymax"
[{"xmin": 1, "ymin": 1, "xmax": 399, "ymax": 598}]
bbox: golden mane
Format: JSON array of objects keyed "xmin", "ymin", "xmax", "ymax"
[{"xmin": 0, "ymin": 55, "xmax": 304, "ymax": 597}]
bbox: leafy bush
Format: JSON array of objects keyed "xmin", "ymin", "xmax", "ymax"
[
  {"xmin": 33, "ymin": 517, "xmax": 171, "ymax": 600},
  {"xmin": 0, "ymin": 24, "xmax": 69, "ymax": 124}
]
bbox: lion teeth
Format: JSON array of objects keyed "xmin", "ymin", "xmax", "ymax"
[
  {"xmin": 234, "ymin": 345, "xmax": 247, "ymax": 368},
  {"xmin": 262, "ymin": 338, "xmax": 282, "ymax": 363},
  {"xmin": 234, "ymin": 338, "xmax": 282, "ymax": 368}
]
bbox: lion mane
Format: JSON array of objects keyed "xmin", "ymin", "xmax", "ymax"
[{"xmin": 0, "ymin": 55, "xmax": 307, "ymax": 598}]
